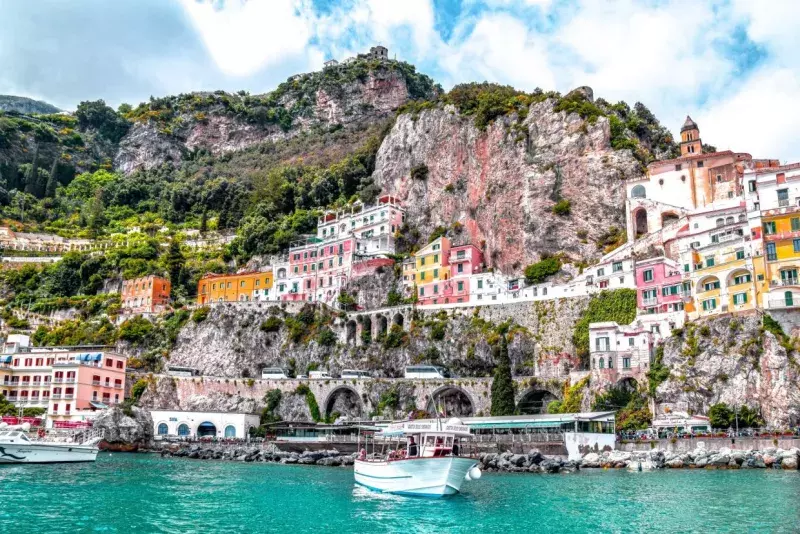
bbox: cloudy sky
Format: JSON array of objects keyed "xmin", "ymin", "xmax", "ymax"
[{"xmin": 1, "ymin": 0, "xmax": 798, "ymax": 161}]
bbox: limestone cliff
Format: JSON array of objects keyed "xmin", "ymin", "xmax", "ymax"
[
  {"xmin": 373, "ymin": 98, "xmax": 643, "ymax": 274},
  {"xmin": 656, "ymin": 315, "xmax": 800, "ymax": 427}
]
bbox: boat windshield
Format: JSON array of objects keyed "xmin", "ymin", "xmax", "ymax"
[
  {"xmin": 357, "ymin": 429, "xmax": 475, "ymax": 462},
  {"xmin": 0, "ymin": 431, "xmax": 30, "ymax": 442}
]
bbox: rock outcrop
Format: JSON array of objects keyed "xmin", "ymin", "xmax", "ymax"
[
  {"xmin": 581, "ymin": 446, "xmax": 800, "ymax": 470},
  {"xmin": 373, "ymin": 99, "xmax": 643, "ymax": 274},
  {"xmin": 93, "ymin": 406, "xmax": 154, "ymax": 451},
  {"xmin": 655, "ymin": 315, "xmax": 800, "ymax": 427}
]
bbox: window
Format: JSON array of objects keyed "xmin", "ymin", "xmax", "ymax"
[
  {"xmin": 178, "ymin": 424, "xmax": 190, "ymax": 436},
  {"xmin": 748, "ymin": 181, "xmax": 756, "ymax": 192},
  {"xmin": 778, "ymin": 189, "xmax": 789, "ymax": 205},
  {"xmin": 697, "ymin": 161, "xmax": 704, "ymax": 168},
  {"xmin": 457, "ymin": 281, "xmax": 464, "ymax": 291},
  {"xmin": 612, "ymin": 262, "xmax": 623, "ymax": 273},
  {"xmin": 642, "ymin": 288, "xmax": 657, "ymax": 301},
  {"xmin": 623, "ymin": 357, "xmax": 631, "ymax": 369},
  {"xmin": 457, "ymin": 264, "xmax": 464, "ymax": 274},
  {"xmin": 420, "ymin": 272, "xmax": 426, "ymax": 281},
  {"xmin": 433, "ymin": 254, "xmax": 439, "ymax": 263},
  {"xmin": 420, "ymin": 257, "xmax": 426, "ymax": 266},
  {"xmin": 105, "ymin": 359, "xmax": 112, "ymax": 367},
  {"xmin": 240, "ymin": 280, "xmax": 245, "ymax": 287},
  {"xmin": 736, "ymin": 250, "xmax": 745, "ymax": 260},
  {"xmin": 631, "ymin": 185, "xmax": 646, "ymax": 198},
  {"xmin": 629, "ymin": 338, "xmax": 635, "ymax": 347},
  {"xmin": 792, "ymin": 218, "xmax": 800, "ymax": 232},
  {"xmin": 705, "ymin": 257, "xmax": 715, "ymax": 268},
  {"xmin": 599, "ymin": 280, "xmax": 609, "ymax": 289},
  {"xmin": 733, "ymin": 292, "xmax": 748, "ymax": 305},
  {"xmin": 225, "ymin": 425, "xmax": 236, "ymax": 438},
  {"xmin": 419, "ymin": 287, "xmax": 425, "ymax": 296},
  {"xmin": 715, "ymin": 218, "xmax": 724, "ymax": 228},
  {"xmin": 767, "ymin": 242, "xmax": 777, "ymax": 261},
  {"xmin": 684, "ymin": 264, "xmax": 690, "ymax": 273},
  {"xmin": 643, "ymin": 269, "xmax": 653, "ymax": 282},
  {"xmin": 661, "ymin": 285, "xmax": 679, "ymax": 296},
  {"xmin": 158, "ymin": 423, "xmax": 168, "ymax": 435},
  {"xmin": 255, "ymin": 279, "xmax": 260, "ymax": 287},
  {"xmin": 433, "ymin": 244, "xmax": 440, "ymax": 251},
  {"xmin": 608, "ymin": 357, "xmax": 613, "ymax": 369},
  {"xmin": 477, "ymin": 280, "xmax": 483, "ymax": 289},
  {"xmin": 733, "ymin": 273, "xmax": 752, "ymax": 285},
  {"xmin": 794, "ymin": 239, "xmax": 800, "ymax": 253},
  {"xmin": 702, "ymin": 298, "xmax": 717, "ymax": 311},
  {"xmin": 597, "ymin": 268, "xmax": 605, "ymax": 277},
  {"xmin": 433, "ymin": 268, "xmax": 439, "ymax": 278},
  {"xmin": 675, "ymin": 164, "xmax": 682, "ymax": 171},
  {"xmin": 703, "ymin": 280, "xmax": 720, "ymax": 291},
  {"xmin": 433, "ymin": 285, "xmax": 439, "ymax": 294},
  {"xmin": 596, "ymin": 337, "xmax": 610, "ymax": 351}
]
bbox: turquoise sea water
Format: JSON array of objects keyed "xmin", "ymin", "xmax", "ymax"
[{"xmin": 1, "ymin": 454, "xmax": 799, "ymax": 533}]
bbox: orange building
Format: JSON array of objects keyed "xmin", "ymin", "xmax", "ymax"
[
  {"xmin": 121, "ymin": 275, "xmax": 171, "ymax": 314},
  {"xmin": 196, "ymin": 271, "xmax": 273, "ymax": 304}
]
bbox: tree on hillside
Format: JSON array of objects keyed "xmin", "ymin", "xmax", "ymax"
[
  {"xmin": 708, "ymin": 403, "xmax": 733, "ymax": 429},
  {"xmin": 490, "ymin": 334, "xmax": 516, "ymax": 416},
  {"xmin": 165, "ymin": 239, "xmax": 186, "ymax": 298}
]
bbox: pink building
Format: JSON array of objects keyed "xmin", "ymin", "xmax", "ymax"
[
  {"xmin": 449, "ymin": 244, "xmax": 484, "ymax": 302},
  {"xmin": 0, "ymin": 336, "xmax": 127, "ymax": 428},
  {"xmin": 635, "ymin": 256, "xmax": 688, "ymax": 314}
]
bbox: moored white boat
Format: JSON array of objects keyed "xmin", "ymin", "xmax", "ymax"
[
  {"xmin": 0, "ymin": 429, "xmax": 99, "ymax": 464},
  {"xmin": 354, "ymin": 417, "xmax": 481, "ymax": 497}
]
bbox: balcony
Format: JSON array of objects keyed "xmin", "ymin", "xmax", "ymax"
[
  {"xmin": 52, "ymin": 378, "xmax": 63, "ymax": 383},
  {"xmin": 771, "ymin": 278, "xmax": 799, "ymax": 287},
  {"xmin": 764, "ymin": 229, "xmax": 800, "ymax": 243},
  {"xmin": 114, "ymin": 384, "xmax": 123, "ymax": 389},
  {"xmin": 64, "ymin": 378, "xmax": 76, "ymax": 383},
  {"xmin": 642, "ymin": 297, "xmax": 658, "ymax": 306},
  {"xmin": 51, "ymin": 394, "xmax": 61, "ymax": 399},
  {"xmin": 779, "ymin": 199, "xmax": 790, "ymax": 207},
  {"xmin": 92, "ymin": 380, "xmax": 101, "ymax": 386},
  {"xmin": 62, "ymin": 394, "xmax": 74, "ymax": 400},
  {"xmin": 769, "ymin": 297, "xmax": 800, "ymax": 310}
]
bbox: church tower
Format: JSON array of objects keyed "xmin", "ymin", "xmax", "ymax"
[{"xmin": 680, "ymin": 115, "xmax": 702, "ymax": 157}]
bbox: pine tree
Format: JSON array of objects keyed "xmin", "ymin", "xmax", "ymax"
[
  {"xmin": 200, "ymin": 207, "xmax": 208, "ymax": 234},
  {"xmin": 24, "ymin": 143, "xmax": 39, "ymax": 196},
  {"xmin": 165, "ymin": 239, "xmax": 185, "ymax": 297},
  {"xmin": 490, "ymin": 334, "xmax": 516, "ymax": 416}
]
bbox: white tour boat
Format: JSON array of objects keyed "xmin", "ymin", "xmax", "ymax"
[
  {"xmin": 354, "ymin": 417, "xmax": 482, "ymax": 497},
  {"xmin": 0, "ymin": 428, "xmax": 100, "ymax": 464}
]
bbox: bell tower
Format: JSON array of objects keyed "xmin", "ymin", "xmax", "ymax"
[{"xmin": 680, "ymin": 115, "xmax": 702, "ymax": 157}]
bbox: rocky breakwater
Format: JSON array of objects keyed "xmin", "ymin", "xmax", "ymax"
[
  {"xmin": 580, "ymin": 447, "xmax": 800, "ymax": 470},
  {"xmin": 160, "ymin": 444, "xmax": 355, "ymax": 467},
  {"xmin": 478, "ymin": 450, "xmax": 579, "ymax": 474}
]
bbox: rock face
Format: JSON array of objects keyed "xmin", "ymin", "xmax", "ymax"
[
  {"xmin": 656, "ymin": 315, "xmax": 800, "ymax": 427},
  {"xmin": 373, "ymin": 100, "xmax": 642, "ymax": 274},
  {"xmin": 93, "ymin": 406, "xmax": 153, "ymax": 450},
  {"xmin": 582, "ymin": 447, "xmax": 800, "ymax": 470},
  {"xmin": 115, "ymin": 66, "xmax": 425, "ymax": 174}
]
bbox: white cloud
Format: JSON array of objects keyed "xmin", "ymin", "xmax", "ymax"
[{"xmin": 179, "ymin": 0, "xmax": 313, "ymax": 76}]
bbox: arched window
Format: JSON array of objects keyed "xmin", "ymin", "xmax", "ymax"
[
  {"xmin": 631, "ymin": 185, "xmax": 646, "ymax": 199},
  {"xmin": 157, "ymin": 423, "xmax": 168, "ymax": 435},
  {"xmin": 715, "ymin": 218, "xmax": 724, "ymax": 228},
  {"xmin": 177, "ymin": 424, "xmax": 190, "ymax": 436},
  {"xmin": 224, "ymin": 425, "xmax": 236, "ymax": 438},
  {"xmin": 599, "ymin": 358, "xmax": 605, "ymax": 369},
  {"xmin": 738, "ymin": 214, "xmax": 746, "ymax": 222},
  {"xmin": 725, "ymin": 216, "xmax": 734, "ymax": 225}
]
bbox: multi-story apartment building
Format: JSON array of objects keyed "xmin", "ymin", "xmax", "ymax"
[
  {"xmin": 664, "ymin": 203, "xmax": 757, "ymax": 318},
  {"xmin": 448, "ymin": 244, "xmax": 484, "ymax": 303},
  {"xmin": 0, "ymin": 335, "xmax": 127, "ymax": 427},
  {"xmin": 635, "ymin": 256, "xmax": 688, "ymax": 315},
  {"xmin": 121, "ymin": 275, "xmax": 171, "ymax": 314},
  {"xmin": 413, "ymin": 237, "xmax": 452, "ymax": 305},
  {"xmin": 196, "ymin": 271, "xmax": 273, "ymax": 305},
  {"xmin": 588, "ymin": 321, "xmax": 654, "ymax": 373},
  {"xmin": 744, "ymin": 163, "xmax": 800, "ymax": 310},
  {"xmin": 283, "ymin": 196, "xmax": 405, "ymax": 305}
]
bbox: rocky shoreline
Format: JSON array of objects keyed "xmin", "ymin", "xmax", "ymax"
[{"xmin": 156, "ymin": 444, "xmax": 800, "ymax": 473}]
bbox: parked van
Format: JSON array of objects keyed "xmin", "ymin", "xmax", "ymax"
[
  {"xmin": 261, "ymin": 368, "xmax": 290, "ymax": 379},
  {"xmin": 309, "ymin": 370, "xmax": 332, "ymax": 379},
  {"xmin": 341, "ymin": 369, "xmax": 371, "ymax": 379},
  {"xmin": 404, "ymin": 365, "xmax": 450, "ymax": 379}
]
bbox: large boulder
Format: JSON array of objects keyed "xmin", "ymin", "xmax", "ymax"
[{"xmin": 94, "ymin": 406, "xmax": 154, "ymax": 451}]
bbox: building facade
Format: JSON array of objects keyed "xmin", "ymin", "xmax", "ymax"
[
  {"xmin": 0, "ymin": 336, "xmax": 127, "ymax": 427},
  {"xmin": 121, "ymin": 275, "xmax": 171, "ymax": 314},
  {"xmin": 151, "ymin": 410, "xmax": 260, "ymax": 439},
  {"xmin": 197, "ymin": 271, "xmax": 273, "ymax": 305}
]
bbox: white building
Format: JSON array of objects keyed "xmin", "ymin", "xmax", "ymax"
[
  {"xmin": 150, "ymin": 410, "xmax": 260, "ymax": 439},
  {"xmin": 588, "ymin": 321, "xmax": 653, "ymax": 371}
]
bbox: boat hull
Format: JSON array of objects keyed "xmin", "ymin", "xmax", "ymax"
[
  {"xmin": 0, "ymin": 442, "xmax": 99, "ymax": 464},
  {"xmin": 354, "ymin": 457, "xmax": 477, "ymax": 497}
]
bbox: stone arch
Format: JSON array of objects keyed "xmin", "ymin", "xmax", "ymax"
[
  {"xmin": 517, "ymin": 389, "xmax": 558, "ymax": 415},
  {"xmin": 392, "ymin": 313, "xmax": 404, "ymax": 327},
  {"xmin": 727, "ymin": 268, "xmax": 752, "ymax": 287},
  {"xmin": 661, "ymin": 211, "xmax": 680, "ymax": 227},
  {"xmin": 346, "ymin": 320, "xmax": 357, "ymax": 344},
  {"xmin": 157, "ymin": 422, "xmax": 168, "ymax": 435},
  {"xmin": 634, "ymin": 208, "xmax": 648, "ymax": 238},
  {"xmin": 426, "ymin": 385, "xmax": 474, "ymax": 417},
  {"xmin": 196, "ymin": 422, "xmax": 217, "ymax": 437},
  {"xmin": 631, "ymin": 185, "xmax": 646, "ymax": 198},
  {"xmin": 324, "ymin": 385, "xmax": 364, "ymax": 420},
  {"xmin": 617, "ymin": 377, "xmax": 639, "ymax": 393},
  {"xmin": 376, "ymin": 314, "xmax": 388, "ymax": 338},
  {"xmin": 361, "ymin": 316, "xmax": 372, "ymax": 343}
]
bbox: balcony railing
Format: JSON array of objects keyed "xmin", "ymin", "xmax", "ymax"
[
  {"xmin": 52, "ymin": 378, "xmax": 63, "ymax": 383},
  {"xmin": 779, "ymin": 199, "xmax": 790, "ymax": 207},
  {"xmin": 63, "ymin": 394, "xmax": 74, "ymax": 399},
  {"xmin": 114, "ymin": 384, "xmax": 123, "ymax": 389},
  {"xmin": 92, "ymin": 380, "xmax": 101, "ymax": 386},
  {"xmin": 771, "ymin": 278, "xmax": 799, "ymax": 287},
  {"xmin": 769, "ymin": 298, "xmax": 800, "ymax": 309},
  {"xmin": 642, "ymin": 297, "xmax": 658, "ymax": 306},
  {"xmin": 51, "ymin": 394, "xmax": 61, "ymax": 399},
  {"xmin": 64, "ymin": 378, "xmax": 76, "ymax": 383}
]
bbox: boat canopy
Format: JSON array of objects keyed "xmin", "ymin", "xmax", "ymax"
[{"xmin": 379, "ymin": 418, "xmax": 472, "ymax": 438}]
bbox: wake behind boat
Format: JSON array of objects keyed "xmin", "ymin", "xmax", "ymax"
[
  {"xmin": 0, "ymin": 426, "xmax": 100, "ymax": 464},
  {"xmin": 354, "ymin": 417, "xmax": 481, "ymax": 497}
]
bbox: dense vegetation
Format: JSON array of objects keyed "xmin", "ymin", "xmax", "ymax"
[
  {"xmin": 572, "ymin": 289, "xmax": 638, "ymax": 365},
  {"xmin": 490, "ymin": 334, "xmax": 515, "ymax": 415}
]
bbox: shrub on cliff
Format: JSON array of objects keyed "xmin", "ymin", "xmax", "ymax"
[
  {"xmin": 490, "ymin": 334, "xmax": 515, "ymax": 416},
  {"xmin": 191, "ymin": 306, "xmax": 210, "ymax": 323},
  {"xmin": 260, "ymin": 316, "xmax": 283, "ymax": 333},
  {"xmin": 708, "ymin": 403, "xmax": 733, "ymax": 429},
  {"xmin": 410, "ymin": 163, "xmax": 429, "ymax": 180},
  {"xmin": 295, "ymin": 384, "xmax": 321, "ymax": 422},
  {"xmin": 552, "ymin": 199, "xmax": 571, "ymax": 216},
  {"xmin": 118, "ymin": 316, "xmax": 154, "ymax": 345},
  {"xmin": 646, "ymin": 344, "xmax": 670, "ymax": 397},
  {"xmin": 524, "ymin": 256, "xmax": 561, "ymax": 285},
  {"xmin": 549, "ymin": 376, "xmax": 589, "ymax": 414},
  {"xmin": 131, "ymin": 378, "xmax": 148, "ymax": 402},
  {"xmin": 316, "ymin": 327, "xmax": 337, "ymax": 347}
]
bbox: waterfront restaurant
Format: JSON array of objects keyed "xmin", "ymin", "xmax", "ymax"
[{"xmin": 151, "ymin": 410, "xmax": 260, "ymax": 439}]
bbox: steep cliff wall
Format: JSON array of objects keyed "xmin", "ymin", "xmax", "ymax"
[
  {"xmin": 656, "ymin": 315, "xmax": 800, "ymax": 427},
  {"xmin": 373, "ymin": 98, "xmax": 643, "ymax": 274}
]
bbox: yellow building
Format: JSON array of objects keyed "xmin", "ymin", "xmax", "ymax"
[
  {"xmin": 761, "ymin": 212, "xmax": 800, "ymax": 308},
  {"xmin": 413, "ymin": 237, "xmax": 452, "ymax": 305},
  {"xmin": 197, "ymin": 271, "xmax": 273, "ymax": 305},
  {"xmin": 688, "ymin": 245, "xmax": 756, "ymax": 318}
]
